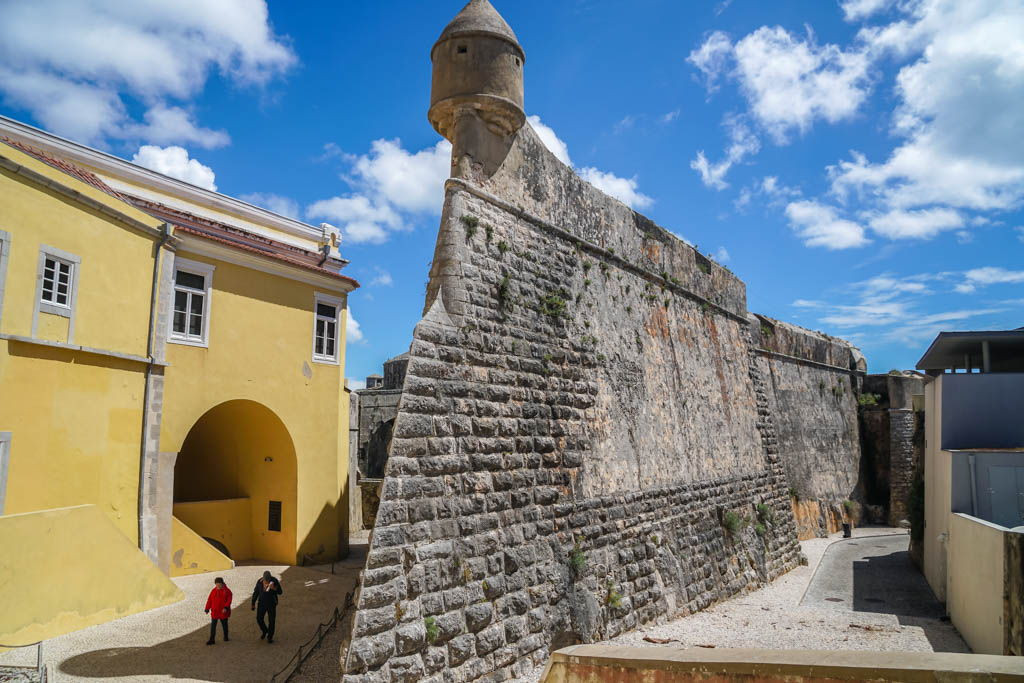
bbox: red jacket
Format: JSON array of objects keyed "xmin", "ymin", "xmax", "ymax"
[{"xmin": 205, "ymin": 586, "xmax": 233, "ymax": 619}]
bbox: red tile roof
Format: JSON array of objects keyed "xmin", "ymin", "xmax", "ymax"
[{"xmin": 1, "ymin": 137, "xmax": 359, "ymax": 290}]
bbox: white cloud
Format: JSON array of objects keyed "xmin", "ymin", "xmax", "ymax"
[
  {"xmin": 828, "ymin": 0, "xmax": 1024, "ymax": 238},
  {"xmin": 954, "ymin": 267, "xmax": 1024, "ymax": 294},
  {"xmin": 688, "ymin": 31, "xmax": 733, "ymax": 93},
  {"xmin": 840, "ymin": 0, "xmax": 895, "ymax": 21},
  {"xmin": 691, "ymin": 116, "xmax": 760, "ymax": 190},
  {"xmin": 131, "ymin": 145, "xmax": 216, "ymax": 191},
  {"xmin": 661, "ymin": 109, "xmax": 681, "ymax": 123},
  {"xmin": 784, "ymin": 200, "xmax": 870, "ymax": 249},
  {"xmin": 731, "ymin": 26, "xmax": 872, "ymax": 143},
  {"xmin": 307, "ymin": 195, "xmax": 403, "ymax": 245},
  {"xmin": 346, "ymin": 309, "xmax": 364, "ymax": 344},
  {"xmin": 1017, "ymin": 227, "xmax": 1024, "ymax": 243},
  {"xmin": 347, "ymin": 378, "xmax": 367, "ymax": 391},
  {"xmin": 370, "ymin": 268, "xmax": 393, "ymax": 287},
  {"xmin": 867, "ymin": 207, "xmax": 964, "ymax": 239},
  {"xmin": 239, "ymin": 192, "xmax": 300, "ymax": 219},
  {"xmin": 715, "ymin": 246, "xmax": 731, "ymax": 262},
  {"xmin": 527, "ymin": 115, "xmax": 572, "ymax": 166},
  {"xmin": 306, "ymin": 138, "xmax": 450, "ymax": 244},
  {"xmin": 0, "ymin": 0, "xmax": 294, "ymax": 146},
  {"xmin": 578, "ymin": 168, "xmax": 653, "ymax": 209}
]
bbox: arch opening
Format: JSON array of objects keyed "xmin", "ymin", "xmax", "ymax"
[{"xmin": 173, "ymin": 400, "xmax": 297, "ymax": 565}]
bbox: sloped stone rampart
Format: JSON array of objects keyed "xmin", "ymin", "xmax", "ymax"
[{"xmin": 341, "ymin": 126, "xmax": 802, "ymax": 681}]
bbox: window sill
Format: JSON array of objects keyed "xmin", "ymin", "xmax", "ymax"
[
  {"xmin": 39, "ymin": 302, "xmax": 73, "ymax": 318},
  {"xmin": 0, "ymin": 333, "xmax": 165, "ymax": 366},
  {"xmin": 168, "ymin": 336, "xmax": 209, "ymax": 349},
  {"xmin": 312, "ymin": 356, "xmax": 340, "ymax": 366}
]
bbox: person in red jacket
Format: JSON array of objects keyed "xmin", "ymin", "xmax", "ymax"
[{"xmin": 204, "ymin": 577, "xmax": 232, "ymax": 645}]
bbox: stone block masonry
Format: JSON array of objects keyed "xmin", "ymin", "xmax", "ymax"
[{"xmin": 341, "ymin": 125, "xmax": 802, "ymax": 682}]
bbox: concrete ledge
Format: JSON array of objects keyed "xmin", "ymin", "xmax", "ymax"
[{"xmin": 541, "ymin": 646, "xmax": 1024, "ymax": 682}]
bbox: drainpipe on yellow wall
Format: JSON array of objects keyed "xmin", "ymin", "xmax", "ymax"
[{"xmin": 138, "ymin": 223, "xmax": 173, "ymax": 555}]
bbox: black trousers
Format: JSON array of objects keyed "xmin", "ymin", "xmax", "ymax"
[
  {"xmin": 209, "ymin": 618, "xmax": 229, "ymax": 641},
  {"xmin": 256, "ymin": 604, "xmax": 277, "ymax": 639}
]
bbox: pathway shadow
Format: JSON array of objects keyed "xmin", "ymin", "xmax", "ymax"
[
  {"xmin": 851, "ymin": 546, "xmax": 968, "ymax": 653},
  {"xmin": 59, "ymin": 567, "xmax": 354, "ymax": 682}
]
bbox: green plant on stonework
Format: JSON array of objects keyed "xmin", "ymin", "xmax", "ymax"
[
  {"xmin": 604, "ymin": 582, "xmax": 623, "ymax": 608},
  {"xmin": 583, "ymin": 278, "xmax": 592, "ymax": 288},
  {"xmin": 761, "ymin": 324, "xmax": 774, "ymax": 338},
  {"xmin": 697, "ymin": 261, "xmax": 711, "ymax": 275},
  {"xmin": 756, "ymin": 503, "xmax": 774, "ymax": 523},
  {"xmin": 858, "ymin": 393, "xmax": 881, "ymax": 406},
  {"xmin": 607, "ymin": 247, "xmax": 616, "ymax": 255},
  {"xmin": 599, "ymin": 262, "xmax": 609, "ymax": 275},
  {"xmin": 661, "ymin": 270, "xmax": 670, "ymax": 281},
  {"xmin": 497, "ymin": 276, "xmax": 511, "ymax": 307},
  {"xmin": 485, "ymin": 224, "xmax": 493, "ymax": 241},
  {"xmin": 424, "ymin": 616, "xmax": 439, "ymax": 643},
  {"xmin": 626, "ymin": 305, "xmax": 633, "ymax": 313},
  {"xmin": 701, "ymin": 302, "xmax": 711, "ymax": 313},
  {"xmin": 908, "ymin": 476, "xmax": 925, "ymax": 543},
  {"xmin": 754, "ymin": 523, "xmax": 766, "ymax": 538},
  {"xmin": 722, "ymin": 509, "xmax": 748, "ymax": 537},
  {"xmin": 461, "ymin": 214, "xmax": 479, "ymax": 239},
  {"xmin": 664, "ymin": 298, "xmax": 671, "ymax": 308},
  {"xmin": 818, "ymin": 380, "xmax": 826, "ymax": 392},
  {"xmin": 670, "ymin": 276, "xmax": 681, "ymax": 286},
  {"xmin": 497, "ymin": 240, "xmax": 509, "ymax": 255},
  {"xmin": 569, "ymin": 539, "xmax": 587, "ymax": 577},
  {"xmin": 583, "ymin": 261, "xmax": 592, "ymax": 273},
  {"xmin": 481, "ymin": 579, "xmax": 490, "ymax": 594},
  {"xmin": 462, "ymin": 564, "xmax": 473, "ymax": 584},
  {"xmin": 788, "ymin": 487, "xmax": 800, "ymax": 501},
  {"xmin": 539, "ymin": 292, "xmax": 567, "ymax": 318},
  {"xmin": 596, "ymin": 353, "xmax": 607, "ymax": 363},
  {"xmin": 650, "ymin": 533, "xmax": 660, "ymax": 546}
]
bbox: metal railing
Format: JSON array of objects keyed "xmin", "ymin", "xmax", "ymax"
[
  {"xmin": 0, "ymin": 640, "xmax": 47, "ymax": 682},
  {"xmin": 268, "ymin": 590, "xmax": 354, "ymax": 683}
]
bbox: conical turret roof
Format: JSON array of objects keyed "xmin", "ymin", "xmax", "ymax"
[{"xmin": 436, "ymin": 0, "xmax": 522, "ymax": 54}]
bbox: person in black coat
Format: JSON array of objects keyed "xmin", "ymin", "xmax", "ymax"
[{"xmin": 251, "ymin": 570, "xmax": 283, "ymax": 642}]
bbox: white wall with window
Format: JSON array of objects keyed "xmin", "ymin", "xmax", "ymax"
[
  {"xmin": 312, "ymin": 293, "xmax": 343, "ymax": 365},
  {"xmin": 32, "ymin": 245, "xmax": 81, "ymax": 341},
  {"xmin": 169, "ymin": 257, "xmax": 214, "ymax": 347}
]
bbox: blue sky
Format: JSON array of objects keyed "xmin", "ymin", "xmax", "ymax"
[{"xmin": 1, "ymin": 0, "xmax": 1021, "ymax": 385}]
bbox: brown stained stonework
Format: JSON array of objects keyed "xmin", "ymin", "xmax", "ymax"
[
  {"xmin": 790, "ymin": 499, "xmax": 844, "ymax": 541},
  {"xmin": 1005, "ymin": 531, "xmax": 1024, "ymax": 656}
]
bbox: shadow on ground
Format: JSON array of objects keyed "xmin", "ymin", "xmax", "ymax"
[{"xmin": 58, "ymin": 566, "xmax": 356, "ymax": 683}]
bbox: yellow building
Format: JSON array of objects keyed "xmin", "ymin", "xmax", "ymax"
[{"xmin": 0, "ymin": 116, "xmax": 359, "ymax": 643}]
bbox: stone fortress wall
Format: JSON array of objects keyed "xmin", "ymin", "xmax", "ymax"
[
  {"xmin": 342, "ymin": 123, "xmax": 804, "ymax": 682},
  {"xmin": 341, "ymin": 2, "xmax": 881, "ymax": 680},
  {"xmin": 750, "ymin": 316, "xmax": 866, "ymax": 538}
]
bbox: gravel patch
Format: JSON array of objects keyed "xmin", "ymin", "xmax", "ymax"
[{"xmin": 517, "ymin": 527, "xmax": 965, "ymax": 683}]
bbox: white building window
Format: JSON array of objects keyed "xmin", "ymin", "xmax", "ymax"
[
  {"xmin": 312, "ymin": 293, "xmax": 343, "ymax": 364},
  {"xmin": 41, "ymin": 256, "xmax": 74, "ymax": 308},
  {"xmin": 170, "ymin": 258, "xmax": 214, "ymax": 347},
  {"xmin": 33, "ymin": 245, "xmax": 81, "ymax": 341}
]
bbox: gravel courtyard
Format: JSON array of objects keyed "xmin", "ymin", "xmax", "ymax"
[{"xmin": 521, "ymin": 527, "xmax": 966, "ymax": 682}]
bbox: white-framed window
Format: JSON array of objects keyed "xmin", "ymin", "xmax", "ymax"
[
  {"xmin": 0, "ymin": 432, "xmax": 10, "ymax": 516},
  {"xmin": 169, "ymin": 257, "xmax": 214, "ymax": 347},
  {"xmin": 35, "ymin": 246, "xmax": 80, "ymax": 318},
  {"xmin": 312, "ymin": 293, "xmax": 343, "ymax": 364}
]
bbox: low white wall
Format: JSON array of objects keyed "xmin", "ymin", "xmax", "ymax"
[{"xmin": 947, "ymin": 513, "xmax": 1005, "ymax": 655}]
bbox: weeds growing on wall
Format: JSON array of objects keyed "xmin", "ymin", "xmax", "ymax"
[
  {"xmin": 788, "ymin": 487, "xmax": 800, "ymax": 501},
  {"xmin": 539, "ymin": 292, "xmax": 567, "ymax": 318},
  {"xmin": 756, "ymin": 503, "xmax": 774, "ymax": 524},
  {"xmin": 569, "ymin": 539, "xmax": 587, "ymax": 577},
  {"xmin": 754, "ymin": 523, "xmax": 766, "ymax": 538},
  {"xmin": 424, "ymin": 616, "xmax": 439, "ymax": 643},
  {"xmin": 722, "ymin": 510, "xmax": 748, "ymax": 538},
  {"xmin": 461, "ymin": 214, "xmax": 479, "ymax": 239},
  {"xmin": 604, "ymin": 582, "xmax": 623, "ymax": 608},
  {"xmin": 858, "ymin": 393, "xmax": 881, "ymax": 406}
]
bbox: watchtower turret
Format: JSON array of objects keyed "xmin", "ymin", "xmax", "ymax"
[{"xmin": 429, "ymin": 0, "xmax": 525, "ymax": 176}]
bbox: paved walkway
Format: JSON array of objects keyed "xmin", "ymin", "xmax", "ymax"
[{"xmin": 0, "ymin": 562, "xmax": 361, "ymax": 683}]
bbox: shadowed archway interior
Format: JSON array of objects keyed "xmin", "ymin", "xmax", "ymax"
[{"xmin": 173, "ymin": 400, "xmax": 297, "ymax": 565}]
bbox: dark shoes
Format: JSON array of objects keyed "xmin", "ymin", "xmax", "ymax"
[
  {"xmin": 206, "ymin": 640, "xmax": 215, "ymax": 645},
  {"xmin": 267, "ymin": 638, "xmax": 274, "ymax": 644},
  {"xmin": 260, "ymin": 632, "xmax": 266, "ymax": 640}
]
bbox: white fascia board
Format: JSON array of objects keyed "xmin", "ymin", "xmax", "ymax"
[
  {"xmin": 176, "ymin": 233, "xmax": 355, "ymax": 295},
  {"xmin": 0, "ymin": 115, "xmax": 322, "ymax": 245}
]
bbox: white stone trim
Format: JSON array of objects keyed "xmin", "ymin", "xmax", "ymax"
[
  {"xmin": 0, "ymin": 229, "xmax": 11, "ymax": 328},
  {"xmin": 312, "ymin": 291, "xmax": 344, "ymax": 366},
  {"xmin": 176, "ymin": 233, "xmax": 355, "ymax": 294},
  {"xmin": 0, "ymin": 432, "xmax": 10, "ymax": 515},
  {"xmin": 168, "ymin": 256, "xmax": 214, "ymax": 349},
  {"xmin": 32, "ymin": 244, "xmax": 81, "ymax": 342}
]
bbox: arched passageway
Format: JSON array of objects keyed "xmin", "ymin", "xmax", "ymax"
[
  {"xmin": 173, "ymin": 400, "xmax": 297, "ymax": 564},
  {"xmin": 363, "ymin": 418, "xmax": 394, "ymax": 479}
]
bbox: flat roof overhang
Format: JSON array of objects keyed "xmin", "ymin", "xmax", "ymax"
[{"xmin": 916, "ymin": 329, "xmax": 1024, "ymax": 371}]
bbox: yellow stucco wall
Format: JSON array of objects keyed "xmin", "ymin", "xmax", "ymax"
[
  {"xmin": 161, "ymin": 251, "xmax": 350, "ymax": 565},
  {"xmin": 0, "ymin": 505, "xmax": 182, "ymax": 644},
  {"xmin": 174, "ymin": 498, "xmax": 253, "ymax": 562},
  {"xmin": 923, "ymin": 376, "xmax": 950, "ymax": 602},
  {"xmin": 169, "ymin": 516, "xmax": 234, "ymax": 577},
  {"xmin": 0, "ymin": 144, "xmax": 163, "ymax": 542},
  {"xmin": 948, "ymin": 513, "xmax": 1006, "ymax": 655}
]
